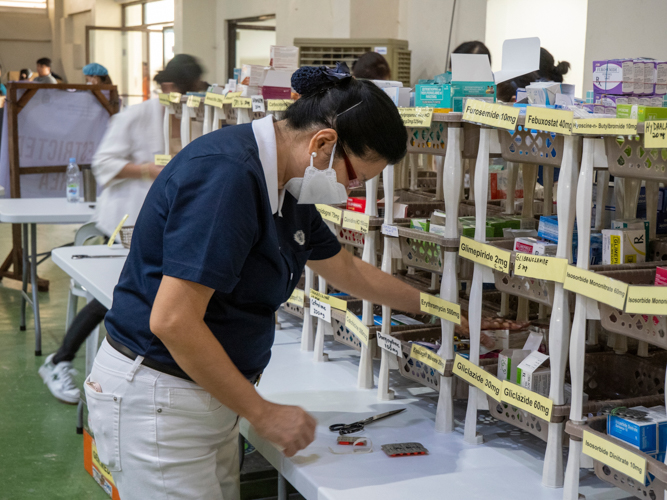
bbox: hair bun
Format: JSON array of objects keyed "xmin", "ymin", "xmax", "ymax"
[
  {"xmin": 291, "ymin": 62, "xmax": 352, "ymax": 96},
  {"xmin": 555, "ymin": 61, "xmax": 570, "ymax": 76}
]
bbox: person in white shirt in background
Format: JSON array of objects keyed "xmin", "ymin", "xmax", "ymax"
[{"xmin": 39, "ymin": 55, "xmax": 207, "ymax": 403}]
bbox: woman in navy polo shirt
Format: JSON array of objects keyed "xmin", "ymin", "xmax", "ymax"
[{"xmin": 86, "ymin": 64, "xmax": 425, "ymax": 499}]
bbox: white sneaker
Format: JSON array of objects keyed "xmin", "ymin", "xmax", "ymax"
[{"xmin": 39, "ymin": 353, "xmax": 80, "ymax": 404}]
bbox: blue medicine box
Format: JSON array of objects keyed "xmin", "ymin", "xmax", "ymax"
[
  {"xmin": 607, "ymin": 415, "xmax": 658, "ymax": 454},
  {"xmin": 415, "ymin": 84, "xmax": 451, "ymax": 109}
]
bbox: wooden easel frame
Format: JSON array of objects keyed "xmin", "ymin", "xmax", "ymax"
[{"xmin": 0, "ymin": 83, "xmax": 120, "ymax": 290}]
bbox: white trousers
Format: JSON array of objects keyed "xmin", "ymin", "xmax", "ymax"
[{"xmin": 85, "ymin": 339, "xmax": 241, "ymax": 500}]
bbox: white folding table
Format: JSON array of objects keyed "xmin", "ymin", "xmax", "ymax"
[
  {"xmin": 0, "ymin": 198, "xmax": 96, "ymax": 355},
  {"xmin": 51, "ymin": 245, "xmax": 625, "ymax": 500}
]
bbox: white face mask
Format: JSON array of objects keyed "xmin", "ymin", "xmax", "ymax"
[{"xmin": 284, "ymin": 143, "xmax": 348, "ymax": 205}]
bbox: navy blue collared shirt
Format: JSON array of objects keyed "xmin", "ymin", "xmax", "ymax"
[{"xmin": 105, "ymin": 122, "xmax": 341, "ymax": 378}]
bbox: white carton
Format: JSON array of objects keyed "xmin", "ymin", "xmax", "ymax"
[
  {"xmin": 516, "ymin": 351, "xmax": 550, "ymax": 397},
  {"xmin": 602, "ymin": 228, "xmax": 646, "ymax": 264},
  {"xmin": 497, "ymin": 349, "xmax": 530, "ymax": 383},
  {"xmin": 513, "ymin": 237, "xmax": 557, "ymax": 256}
]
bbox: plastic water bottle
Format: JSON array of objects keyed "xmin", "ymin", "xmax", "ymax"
[{"xmin": 66, "ymin": 158, "xmax": 81, "ymax": 202}]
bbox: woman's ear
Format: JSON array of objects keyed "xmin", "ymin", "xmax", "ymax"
[{"xmin": 307, "ymin": 128, "xmax": 338, "ymax": 158}]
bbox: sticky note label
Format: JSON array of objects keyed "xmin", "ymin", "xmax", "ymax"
[
  {"xmin": 525, "ymin": 107, "xmax": 574, "ymax": 135},
  {"xmin": 169, "ymin": 92, "xmax": 182, "ymax": 103},
  {"xmin": 154, "ymin": 154, "xmax": 171, "ymax": 166},
  {"xmin": 582, "ymin": 430, "xmax": 646, "ymax": 483},
  {"xmin": 459, "ymin": 236, "xmax": 511, "ymax": 273},
  {"xmin": 309, "ymin": 289, "xmax": 347, "ymax": 311},
  {"xmin": 232, "ymin": 97, "xmax": 252, "ymax": 109},
  {"xmin": 564, "ymin": 266, "xmax": 628, "ymax": 309},
  {"xmin": 316, "ymin": 204, "xmax": 343, "ymax": 225},
  {"xmin": 419, "ymin": 293, "xmax": 461, "ymax": 324},
  {"xmin": 186, "ymin": 95, "xmax": 201, "ymax": 108},
  {"xmin": 645, "ymin": 120, "xmax": 667, "ymax": 148},
  {"xmin": 251, "ymin": 96, "xmax": 265, "ymax": 113},
  {"xmin": 462, "ymin": 99, "xmax": 519, "ymax": 130},
  {"xmin": 158, "ymin": 93, "xmax": 171, "ymax": 106},
  {"xmin": 267, "ymin": 99, "xmax": 294, "ymax": 111},
  {"xmin": 204, "ymin": 92, "xmax": 224, "ymax": 108},
  {"xmin": 376, "ymin": 331, "xmax": 402, "ymax": 356},
  {"xmin": 381, "ymin": 224, "xmax": 399, "ymax": 237},
  {"xmin": 514, "ymin": 254, "xmax": 568, "ymax": 283},
  {"xmin": 573, "ymin": 118, "xmax": 637, "ymax": 135},
  {"xmin": 410, "ymin": 344, "xmax": 445, "ymax": 375},
  {"xmin": 398, "ymin": 107, "xmax": 434, "ymax": 128},
  {"xmin": 500, "ymin": 380, "xmax": 553, "ymax": 421},
  {"xmin": 342, "ymin": 211, "xmax": 370, "ymax": 233},
  {"xmin": 287, "ymin": 288, "xmax": 304, "ymax": 308},
  {"xmin": 345, "ymin": 311, "xmax": 369, "ymax": 347},
  {"xmin": 223, "ymin": 91, "xmax": 241, "ymax": 104},
  {"xmin": 310, "ymin": 298, "xmax": 331, "ymax": 323},
  {"xmin": 453, "ymin": 354, "xmax": 501, "ymax": 399},
  {"xmin": 625, "ymin": 286, "xmax": 667, "ymax": 315}
]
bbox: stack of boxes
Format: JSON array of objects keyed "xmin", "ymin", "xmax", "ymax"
[
  {"xmin": 607, "ymin": 406, "xmax": 667, "ymax": 471},
  {"xmin": 537, "ymin": 215, "xmax": 603, "ymax": 265}
]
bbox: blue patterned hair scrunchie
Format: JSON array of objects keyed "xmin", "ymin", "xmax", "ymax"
[{"xmin": 291, "ymin": 62, "xmax": 352, "ymax": 97}]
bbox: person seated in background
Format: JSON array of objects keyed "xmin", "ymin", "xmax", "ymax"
[
  {"xmin": 38, "ymin": 54, "xmax": 206, "ymax": 403},
  {"xmin": 83, "ymin": 62, "xmax": 113, "ymax": 85},
  {"xmin": 537, "ymin": 48, "xmax": 570, "ymax": 83},
  {"xmin": 352, "ymin": 52, "xmax": 391, "ymax": 80},
  {"xmin": 33, "ymin": 57, "xmax": 57, "ymax": 84},
  {"xmin": 451, "ymin": 40, "xmax": 492, "ymax": 65},
  {"xmin": 19, "ymin": 69, "xmax": 32, "ymax": 81}
]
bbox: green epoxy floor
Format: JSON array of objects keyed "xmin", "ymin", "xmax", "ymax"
[{"xmin": 0, "ymin": 223, "xmax": 107, "ymax": 500}]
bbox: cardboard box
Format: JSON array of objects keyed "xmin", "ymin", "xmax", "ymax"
[
  {"xmin": 83, "ymin": 429, "xmax": 121, "ymax": 500},
  {"xmin": 602, "ymin": 228, "xmax": 646, "ymax": 264},
  {"xmin": 261, "ymin": 69, "xmax": 292, "ymax": 100},
  {"xmin": 611, "ymin": 219, "xmax": 650, "ymax": 252},
  {"xmin": 514, "ymin": 237, "xmax": 558, "ymax": 256},
  {"xmin": 451, "ymin": 81, "xmax": 496, "ymax": 112},
  {"xmin": 497, "ymin": 349, "xmax": 530, "ymax": 383},
  {"xmin": 617, "ymin": 104, "xmax": 667, "ymax": 122},
  {"xmin": 269, "ymin": 46, "xmax": 298, "ymax": 71},
  {"xmin": 410, "ymin": 219, "xmax": 429, "ymax": 232},
  {"xmin": 655, "ymin": 267, "xmax": 667, "ymax": 286},
  {"xmin": 415, "ymin": 84, "xmax": 452, "ymax": 109},
  {"xmin": 607, "ymin": 406, "xmax": 667, "ymax": 455},
  {"xmin": 516, "ymin": 350, "xmax": 550, "ymax": 397},
  {"xmin": 593, "ymin": 59, "xmax": 634, "ymax": 95},
  {"xmin": 346, "ymin": 197, "xmax": 366, "ymax": 213},
  {"xmin": 656, "ymin": 61, "xmax": 667, "ymax": 95}
]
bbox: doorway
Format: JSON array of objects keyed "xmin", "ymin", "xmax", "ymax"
[{"xmin": 227, "ymin": 15, "xmax": 276, "ymax": 80}]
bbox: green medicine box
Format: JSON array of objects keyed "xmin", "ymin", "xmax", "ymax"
[
  {"xmin": 451, "ymin": 81, "xmax": 496, "ymax": 112},
  {"xmin": 415, "ymin": 84, "xmax": 452, "ymax": 110},
  {"xmin": 617, "ymin": 104, "xmax": 667, "ymax": 122}
]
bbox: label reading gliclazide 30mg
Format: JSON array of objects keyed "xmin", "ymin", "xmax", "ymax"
[
  {"xmin": 462, "ymin": 99, "xmax": 519, "ymax": 130},
  {"xmin": 582, "ymin": 430, "xmax": 646, "ymax": 483},
  {"xmin": 453, "ymin": 354, "xmax": 501, "ymax": 398},
  {"xmin": 459, "ymin": 237, "xmax": 511, "ymax": 273}
]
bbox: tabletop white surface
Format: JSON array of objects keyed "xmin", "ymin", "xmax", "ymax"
[
  {"xmin": 50, "ymin": 245, "xmax": 628, "ymax": 500},
  {"xmin": 0, "ymin": 198, "xmax": 96, "ymax": 224}
]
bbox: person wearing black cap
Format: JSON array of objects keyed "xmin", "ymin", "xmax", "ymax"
[{"xmin": 38, "ymin": 55, "xmax": 205, "ymax": 405}]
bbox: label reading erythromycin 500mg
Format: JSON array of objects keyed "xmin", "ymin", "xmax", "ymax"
[
  {"xmin": 459, "ymin": 237, "xmax": 511, "ymax": 273},
  {"xmin": 462, "ymin": 99, "xmax": 519, "ymax": 130},
  {"xmin": 419, "ymin": 293, "xmax": 461, "ymax": 324}
]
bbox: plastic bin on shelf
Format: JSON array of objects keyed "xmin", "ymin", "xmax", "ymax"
[
  {"xmin": 223, "ymin": 103, "xmax": 238, "ymax": 123},
  {"xmin": 597, "ymin": 266, "xmax": 667, "ymax": 347},
  {"xmin": 566, "ymin": 416, "xmax": 667, "ymax": 500},
  {"xmin": 605, "ymin": 131, "xmax": 667, "ymax": 181},
  {"xmin": 488, "ymin": 350, "xmax": 667, "ymax": 443},
  {"xmin": 498, "ymin": 124, "xmax": 565, "ymax": 167},
  {"xmin": 406, "ymin": 120, "xmax": 448, "ymax": 155}
]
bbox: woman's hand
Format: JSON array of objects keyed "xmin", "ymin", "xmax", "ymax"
[{"xmin": 250, "ymin": 402, "xmax": 317, "ymax": 457}]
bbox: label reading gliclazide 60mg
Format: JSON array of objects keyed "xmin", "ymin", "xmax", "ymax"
[
  {"xmin": 563, "ymin": 266, "xmax": 628, "ymax": 310},
  {"xmin": 345, "ymin": 311, "xmax": 369, "ymax": 347},
  {"xmin": 582, "ymin": 430, "xmax": 646, "ymax": 483},
  {"xmin": 459, "ymin": 237, "xmax": 511, "ymax": 273},
  {"xmin": 462, "ymin": 99, "xmax": 519, "ymax": 131},
  {"xmin": 410, "ymin": 344, "xmax": 445, "ymax": 375},
  {"xmin": 419, "ymin": 293, "xmax": 461, "ymax": 324},
  {"xmin": 453, "ymin": 354, "xmax": 501, "ymax": 398},
  {"xmin": 500, "ymin": 380, "xmax": 553, "ymax": 421}
]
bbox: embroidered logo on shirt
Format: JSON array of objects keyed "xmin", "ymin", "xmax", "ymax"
[{"xmin": 294, "ymin": 230, "xmax": 305, "ymax": 246}]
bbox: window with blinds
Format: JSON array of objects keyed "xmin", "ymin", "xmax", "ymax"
[{"xmin": 0, "ymin": 0, "xmax": 47, "ymax": 9}]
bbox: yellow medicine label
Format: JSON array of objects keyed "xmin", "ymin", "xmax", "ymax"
[
  {"xmin": 563, "ymin": 266, "xmax": 628, "ymax": 310},
  {"xmin": 169, "ymin": 92, "xmax": 182, "ymax": 103},
  {"xmin": 266, "ymin": 99, "xmax": 294, "ymax": 111},
  {"xmin": 287, "ymin": 288, "xmax": 304, "ymax": 308},
  {"xmin": 514, "ymin": 254, "xmax": 568, "ymax": 283},
  {"xmin": 342, "ymin": 211, "xmax": 370, "ymax": 233},
  {"xmin": 223, "ymin": 91, "xmax": 241, "ymax": 104},
  {"xmin": 462, "ymin": 99, "xmax": 519, "ymax": 131},
  {"xmin": 309, "ymin": 289, "xmax": 347, "ymax": 311},
  {"xmin": 500, "ymin": 380, "xmax": 554, "ymax": 421},
  {"xmin": 524, "ymin": 107, "xmax": 574, "ymax": 135},
  {"xmin": 582, "ymin": 430, "xmax": 646, "ymax": 483},
  {"xmin": 204, "ymin": 92, "xmax": 224, "ymax": 108},
  {"xmin": 644, "ymin": 120, "xmax": 667, "ymax": 148},
  {"xmin": 158, "ymin": 93, "xmax": 171, "ymax": 106},
  {"xmin": 232, "ymin": 97, "xmax": 252, "ymax": 109},
  {"xmin": 453, "ymin": 354, "xmax": 502, "ymax": 399},
  {"xmin": 459, "ymin": 236, "xmax": 511, "ymax": 274},
  {"xmin": 154, "ymin": 154, "xmax": 172, "ymax": 166},
  {"xmin": 410, "ymin": 343, "xmax": 445, "ymax": 375},
  {"xmin": 398, "ymin": 107, "xmax": 434, "ymax": 128},
  {"xmin": 186, "ymin": 95, "xmax": 201, "ymax": 108},
  {"xmin": 345, "ymin": 311, "xmax": 369, "ymax": 347},
  {"xmin": 419, "ymin": 292, "xmax": 461, "ymax": 325},
  {"xmin": 625, "ymin": 286, "xmax": 667, "ymax": 315},
  {"xmin": 316, "ymin": 204, "xmax": 342, "ymax": 225},
  {"xmin": 573, "ymin": 118, "xmax": 637, "ymax": 135}
]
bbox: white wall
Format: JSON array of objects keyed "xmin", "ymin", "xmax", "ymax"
[
  {"xmin": 583, "ymin": 0, "xmax": 667, "ymax": 93},
  {"xmin": 0, "ymin": 11, "xmax": 52, "ymax": 80},
  {"xmin": 174, "ymin": 0, "xmax": 217, "ymax": 81},
  {"xmin": 485, "ymin": 0, "xmax": 588, "ymax": 97}
]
